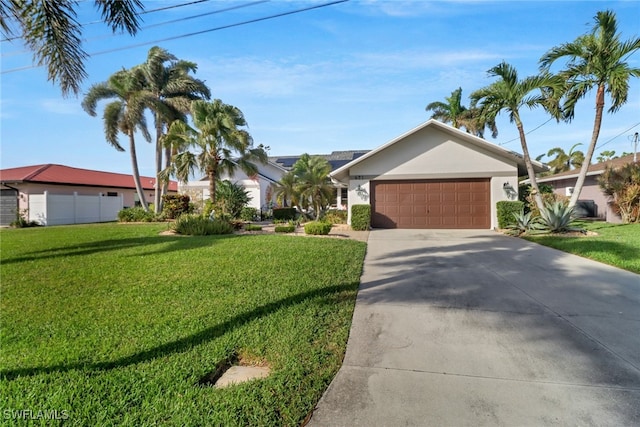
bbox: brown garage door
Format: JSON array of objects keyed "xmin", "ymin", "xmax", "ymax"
[{"xmin": 371, "ymin": 179, "xmax": 490, "ymax": 229}]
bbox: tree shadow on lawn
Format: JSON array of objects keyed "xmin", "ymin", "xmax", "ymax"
[
  {"xmin": 0, "ymin": 282, "xmax": 358, "ymax": 381},
  {"xmin": 0, "ymin": 234, "xmax": 241, "ymax": 265}
]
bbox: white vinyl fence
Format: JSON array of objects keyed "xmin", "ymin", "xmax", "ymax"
[{"xmin": 29, "ymin": 191, "xmax": 123, "ymax": 226}]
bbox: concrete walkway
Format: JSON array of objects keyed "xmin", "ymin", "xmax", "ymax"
[{"xmin": 309, "ymin": 229, "xmax": 640, "ymax": 426}]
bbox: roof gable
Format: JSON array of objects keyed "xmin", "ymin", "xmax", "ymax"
[
  {"xmin": 330, "ymin": 120, "xmax": 546, "ymax": 181},
  {"xmin": 0, "ymin": 164, "xmax": 177, "ymax": 191}
]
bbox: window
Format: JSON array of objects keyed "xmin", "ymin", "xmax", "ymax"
[{"xmin": 106, "ymin": 192, "xmax": 118, "ymax": 197}]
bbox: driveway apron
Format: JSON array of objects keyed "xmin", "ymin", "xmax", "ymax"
[{"xmin": 309, "ymin": 229, "xmax": 640, "ymax": 426}]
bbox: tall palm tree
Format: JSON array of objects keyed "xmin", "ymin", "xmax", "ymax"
[
  {"xmin": 540, "ymin": 9, "xmax": 640, "ymax": 207},
  {"xmin": 545, "ymin": 143, "xmax": 584, "ymax": 174},
  {"xmin": 458, "ymin": 106, "xmax": 499, "ymax": 139},
  {"xmin": 163, "ymin": 100, "xmax": 267, "ymax": 203},
  {"xmin": 82, "ymin": 68, "xmax": 151, "ymax": 210},
  {"xmin": 136, "ymin": 46, "xmax": 211, "ymax": 213},
  {"xmin": 471, "ymin": 62, "xmax": 564, "ymax": 210},
  {"xmin": 425, "ymin": 87, "xmax": 467, "ymax": 129},
  {"xmin": 273, "ymin": 171, "xmax": 298, "ymax": 208},
  {"xmin": 1, "ymin": 1, "xmax": 143, "ymax": 96}
]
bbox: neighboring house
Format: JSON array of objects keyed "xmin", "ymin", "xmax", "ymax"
[
  {"xmin": 0, "ymin": 164, "xmax": 177, "ymax": 226},
  {"xmin": 533, "ymin": 153, "xmax": 638, "ymax": 223},
  {"xmin": 330, "ymin": 119, "xmax": 547, "ymax": 229},
  {"xmin": 179, "ymin": 160, "xmax": 287, "ymax": 211},
  {"xmin": 269, "ymin": 150, "xmax": 370, "ymax": 172}
]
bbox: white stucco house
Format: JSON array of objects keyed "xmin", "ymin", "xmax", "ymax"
[
  {"xmin": 330, "ymin": 120, "xmax": 547, "ymax": 229},
  {"xmin": 179, "ymin": 160, "xmax": 287, "ymax": 211}
]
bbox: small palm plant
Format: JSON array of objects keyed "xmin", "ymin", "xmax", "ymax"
[{"xmin": 537, "ymin": 201, "xmax": 585, "ymax": 234}]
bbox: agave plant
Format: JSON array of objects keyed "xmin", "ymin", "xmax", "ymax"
[
  {"xmin": 537, "ymin": 201, "xmax": 585, "ymax": 234},
  {"xmin": 506, "ymin": 209, "xmax": 542, "ymax": 235}
]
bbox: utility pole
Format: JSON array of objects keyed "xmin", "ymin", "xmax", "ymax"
[{"xmin": 631, "ymin": 132, "xmax": 639, "ymax": 162}]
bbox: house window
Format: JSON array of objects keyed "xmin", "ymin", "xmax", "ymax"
[{"xmin": 106, "ymin": 192, "xmax": 118, "ymax": 197}]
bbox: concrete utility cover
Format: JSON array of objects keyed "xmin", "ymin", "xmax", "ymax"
[{"xmin": 214, "ymin": 366, "xmax": 271, "ymax": 388}]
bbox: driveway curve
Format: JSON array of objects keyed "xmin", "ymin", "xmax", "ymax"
[{"xmin": 309, "ymin": 229, "xmax": 640, "ymax": 426}]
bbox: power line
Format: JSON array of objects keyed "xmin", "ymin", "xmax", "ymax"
[
  {"xmin": 1, "ymin": 0, "xmax": 348, "ymax": 75},
  {"xmin": 498, "ymin": 117, "xmax": 555, "ymax": 146},
  {"xmin": 595, "ymin": 121, "xmax": 640, "ymax": 149},
  {"xmin": 1, "ymin": 0, "xmax": 216, "ymax": 43}
]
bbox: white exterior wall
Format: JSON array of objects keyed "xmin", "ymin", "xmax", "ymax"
[
  {"xmin": 344, "ymin": 126, "xmax": 519, "ymax": 229},
  {"xmin": 29, "ymin": 191, "xmax": 123, "ymax": 225}
]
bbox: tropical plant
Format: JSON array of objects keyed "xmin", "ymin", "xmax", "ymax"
[
  {"xmin": 471, "ymin": 61, "xmax": 564, "ymax": 211},
  {"xmin": 496, "ymin": 200, "xmax": 525, "ymax": 229},
  {"xmin": 215, "ymin": 180, "xmax": 251, "ymax": 219},
  {"xmin": 304, "ymin": 221, "xmax": 332, "ymax": 235},
  {"xmin": 137, "ymin": 46, "xmax": 210, "ymax": 213},
  {"xmin": 273, "ymin": 171, "xmax": 299, "ymax": 208},
  {"xmin": 171, "ymin": 214, "xmax": 234, "ymax": 235},
  {"xmin": 540, "ymin": 9, "xmax": 640, "ymax": 208},
  {"xmin": 596, "ymin": 150, "xmax": 618, "ymax": 162},
  {"xmin": 351, "ymin": 204, "xmax": 371, "ymax": 231},
  {"xmin": 82, "ymin": 68, "xmax": 151, "ymax": 210},
  {"xmin": 117, "ymin": 207, "xmax": 157, "ymax": 222},
  {"xmin": 543, "ymin": 143, "xmax": 585, "ymax": 174},
  {"xmin": 458, "ymin": 106, "xmax": 499, "ymax": 139},
  {"xmin": 506, "ymin": 209, "xmax": 542, "ymax": 235},
  {"xmin": 161, "ymin": 194, "xmax": 192, "ymax": 219},
  {"xmin": 240, "ymin": 207, "xmax": 260, "ymax": 222},
  {"xmin": 425, "ymin": 87, "xmax": 468, "ymax": 129},
  {"xmin": 162, "ymin": 99, "xmax": 267, "ymax": 204},
  {"xmin": 537, "ymin": 201, "xmax": 585, "ymax": 234},
  {"xmin": 291, "ymin": 154, "xmax": 334, "ymax": 220},
  {"xmin": 598, "ymin": 162, "xmax": 640, "ymax": 223},
  {"xmin": 0, "ymin": 1, "xmax": 143, "ymax": 96}
]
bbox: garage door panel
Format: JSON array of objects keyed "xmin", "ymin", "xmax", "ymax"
[{"xmin": 372, "ymin": 179, "xmax": 490, "ymax": 229}]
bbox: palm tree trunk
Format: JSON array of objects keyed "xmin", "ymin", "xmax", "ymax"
[
  {"xmin": 129, "ymin": 132, "xmax": 149, "ymax": 211},
  {"xmin": 569, "ymin": 84, "xmax": 605, "ymax": 207},
  {"xmin": 154, "ymin": 119, "xmax": 163, "ymax": 214},
  {"xmin": 516, "ymin": 118, "xmax": 544, "ymax": 211},
  {"xmin": 208, "ymin": 170, "xmax": 216, "ymax": 204}
]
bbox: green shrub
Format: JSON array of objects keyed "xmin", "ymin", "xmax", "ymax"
[
  {"xmin": 537, "ymin": 201, "xmax": 585, "ymax": 234},
  {"xmin": 496, "ymin": 201, "xmax": 524, "ymax": 229},
  {"xmin": 274, "ymin": 224, "xmax": 296, "ymax": 233},
  {"xmin": 351, "ymin": 204, "xmax": 371, "ymax": 231},
  {"xmin": 162, "ymin": 194, "xmax": 192, "ymax": 219},
  {"xmin": 273, "ymin": 207, "xmax": 297, "ymax": 221},
  {"xmin": 216, "ymin": 180, "xmax": 251, "ymax": 219},
  {"xmin": 118, "ymin": 207, "xmax": 157, "ymax": 222},
  {"xmin": 506, "ymin": 209, "xmax": 543, "ymax": 235},
  {"xmin": 322, "ymin": 209, "xmax": 347, "ymax": 224},
  {"xmin": 304, "ymin": 221, "xmax": 332, "ymax": 235},
  {"xmin": 171, "ymin": 214, "xmax": 234, "ymax": 235},
  {"xmin": 240, "ymin": 207, "xmax": 260, "ymax": 222},
  {"xmin": 244, "ymin": 224, "xmax": 263, "ymax": 231}
]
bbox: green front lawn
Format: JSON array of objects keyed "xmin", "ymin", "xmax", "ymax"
[
  {"xmin": 523, "ymin": 221, "xmax": 640, "ymax": 274},
  {"xmin": 0, "ymin": 224, "xmax": 367, "ymax": 426}
]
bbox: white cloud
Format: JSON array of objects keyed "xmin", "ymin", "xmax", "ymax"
[{"xmin": 40, "ymin": 98, "xmax": 83, "ymax": 115}]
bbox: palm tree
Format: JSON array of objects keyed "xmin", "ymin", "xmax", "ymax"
[
  {"xmin": 540, "ymin": 9, "xmax": 640, "ymax": 207},
  {"xmin": 471, "ymin": 62, "xmax": 564, "ymax": 210},
  {"xmin": 82, "ymin": 68, "xmax": 151, "ymax": 210},
  {"xmin": 163, "ymin": 100, "xmax": 267, "ymax": 203},
  {"xmin": 1, "ymin": 1, "xmax": 143, "ymax": 96},
  {"xmin": 425, "ymin": 87, "xmax": 467, "ymax": 128},
  {"xmin": 136, "ymin": 46, "xmax": 211, "ymax": 213},
  {"xmin": 545, "ymin": 143, "xmax": 584, "ymax": 173},
  {"xmin": 273, "ymin": 172, "xmax": 298, "ymax": 208},
  {"xmin": 291, "ymin": 154, "xmax": 333, "ymax": 219},
  {"xmin": 597, "ymin": 150, "xmax": 618, "ymax": 163},
  {"xmin": 458, "ymin": 106, "xmax": 499, "ymax": 139}
]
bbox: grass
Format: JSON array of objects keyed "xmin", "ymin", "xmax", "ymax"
[
  {"xmin": 522, "ymin": 221, "xmax": 640, "ymax": 274},
  {"xmin": 0, "ymin": 223, "xmax": 367, "ymax": 426}
]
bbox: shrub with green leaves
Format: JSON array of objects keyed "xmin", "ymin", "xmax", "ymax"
[
  {"xmin": 274, "ymin": 224, "xmax": 296, "ymax": 233},
  {"xmin": 506, "ymin": 209, "xmax": 542, "ymax": 235},
  {"xmin": 171, "ymin": 214, "xmax": 234, "ymax": 235},
  {"xmin": 240, "ymin": 207, "xmax": 260, "ymax": 222},
  {"xmin": 273, "ymin": 207, "xmax": 297, "ymax": 221},
  {"xmin": 497, "ymin": 201, "xmax": 525, "ymax": 229},
  {"xmin": 350, "ymin": 204, "xmax": 370, "ymax": 231},
  {"xmin": 162, "ymin": 194, "xmax": 192, "ymax": 219},
  {"xmin": 304, "ymin": 221, "xmax": 332, "ymax": 235},
  {"xmin": 244, "ymin": 224, "xmax": 263, "ymax": 231},
  {"xmin": 322, "ymin": 209, "xmax": 347, "ymax": 224},
  {"xmin": 117, "ymin": 207, "xmax": 157, "ymax": 222}
]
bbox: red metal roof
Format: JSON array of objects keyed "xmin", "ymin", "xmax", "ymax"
[{"xmin": 0, "ymin": 164, "xmax": 178, "ymax": 191}]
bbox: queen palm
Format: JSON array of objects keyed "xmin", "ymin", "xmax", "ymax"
[
  {"xmin": 471, "ymin": 62, "xmax": 564, "ymax": 210},
  {"xmin": 291, "ymin": 154, "xmax": 333, "ymax": 219},
  {"xmin": 458, "ymin": 106, "xmax": 499, "ymax": 139},
  {"xmin": 82, "ymin": 68, "xmax": 151, "ymax": 210},
  {"xmin": 540, "ymin": 9, "xmax": 640, "ymax": 207},
  {"xmin": 274, "ymin": 171, "xmax": 298, "ymax": 208},
  {"xmin": 163, "ymin": 100, "xmax": 267, "ymax": 203},
  {"xmin": 136, "ymin": 46, "xmax": 211, "ymax": 213},
  {"xmin": 545, "ymin": 143, "xmax": 584, "ymax": 174}
]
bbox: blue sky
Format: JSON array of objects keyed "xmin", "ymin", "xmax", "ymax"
[{"xmin": 2, "ymin": 0, "xmax": 639, "ymax": 177}]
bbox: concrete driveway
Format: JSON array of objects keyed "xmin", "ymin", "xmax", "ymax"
[{"xmin": 309, "ymin": 229, "xmax": 640, "ymax": 426}]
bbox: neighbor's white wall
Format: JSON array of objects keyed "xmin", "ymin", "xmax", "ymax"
[{"xmin": 28, "ymin": 192, "xmax": 123, "ymax": 225}]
